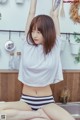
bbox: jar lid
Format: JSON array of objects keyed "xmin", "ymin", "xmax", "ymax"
[
  {"xmin": 5, "ymin": 40, "xmax": 16, "ymax": 53},
  {"xmin": 17, "ymin": 52, "xmax": 21, "ymax": 55}
]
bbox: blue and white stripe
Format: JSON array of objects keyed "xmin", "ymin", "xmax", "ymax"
[{"xmin": 20, "ymin": 94, "xmax": 55, "ymax": 110}]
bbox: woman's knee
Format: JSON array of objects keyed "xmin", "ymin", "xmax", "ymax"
[{"xmin": 42, "ymin": 103, "xmax": 75, "ymax": 120}]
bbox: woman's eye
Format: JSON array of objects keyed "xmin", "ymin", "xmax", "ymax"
[
  {"xmin": 32, "ymin": 30, "xmax": 34, "ymax": 32},
  {"xmin": 37, "ymin": 31, "xmax": 40, "ymax": 34},
  {"xmin": 31, "ymin": 30, "xmax": 41, "ymax": 34}
]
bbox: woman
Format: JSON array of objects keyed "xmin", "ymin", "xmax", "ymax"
[{"xmin": 0, "ymin": 0, "xmax": 75, "ymax": 120}]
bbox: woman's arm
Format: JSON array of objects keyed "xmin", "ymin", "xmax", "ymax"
[
  {"xmin": 25, "ymin": 0, "xmax": 37, "ymax": 35},
  {"xmin": 50, "ymin": 0, "xmax": 62, "ymax": 36}
]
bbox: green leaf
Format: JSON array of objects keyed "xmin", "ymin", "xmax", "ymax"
[
  {"xmin": 75, "ymin": 38, "xmax": 80, "ymax": 43},
  {"xmin": 75, "ymin": 57, "xmax": 80, "ymax": 63}
]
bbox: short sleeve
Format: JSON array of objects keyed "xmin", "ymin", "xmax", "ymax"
[
  {"xmin": 54, "ymin": 56, "xmax": 63, "ymax": 83},
  {"xmin": 18, "ymin": 38, "xmax": 26, "ymax": 82},
  {"xmin": 18, "ymin": 55, "xmax": 23, "ymax": 82},
  {"xmin": 18, "ymin": 36, "xmax": 29, "ymax": 82},
  {"xmin": 55, "ymin": 35, "xmax": 63, "ymax": 51}
]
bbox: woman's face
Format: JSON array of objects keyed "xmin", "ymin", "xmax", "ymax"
[{"xmin": 31, "ymin": 27, "xmax": 44, "ymax": 45}]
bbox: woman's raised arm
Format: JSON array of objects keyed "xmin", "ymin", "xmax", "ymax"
[
  {"xmin": 50, "ymin": 0, "xmax": 62, "ymax": 36},
  {"xmin": 25, "ymin": 0, "xmax": 37, "ymax": 35}
]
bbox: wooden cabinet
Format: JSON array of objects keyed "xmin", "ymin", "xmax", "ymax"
[
  {"xmin": 0, "ymin": 70, "xmax": 80, "ymax": 102},
  {"xmin": 0, "ymin": 70, "xmax": 23, "ymax": 101},
  {"xmin": 51, "ymin": 71, "xmax": 80, "ymax": 102}
]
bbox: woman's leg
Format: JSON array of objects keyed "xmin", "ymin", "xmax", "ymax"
[
  {"xmin": 0, "ymin": 109, "xmax": 43, "ymax": 120},
  {"xmin": 42, "ymin": 103, "xmax": 75, "ymax": 120},
  {"xmin": 0, "ymin": 101, "xmax": 31, "ymax": 111}
]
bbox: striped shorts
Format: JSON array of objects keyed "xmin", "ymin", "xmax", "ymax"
[{"xmin": 20, "ymin": 94, "xmax": 55, "ymax": 110}]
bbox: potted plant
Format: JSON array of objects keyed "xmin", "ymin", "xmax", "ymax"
[
  {"xmin": 70, "ymin": 32, "xmax": 80, "ymax": 55},
  {"xmin": 75, "ymin": 49, "xmax": 80, "ymax": 63},
  {"xmin": 60, "ymin": 36, "xmax": 66, "ymax": 52}
]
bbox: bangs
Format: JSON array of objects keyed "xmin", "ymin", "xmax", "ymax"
[
  {"xmin": 27, "ymin": 15, "xmax": 56, "ymax": 54},
  {"xmin": 31, "ymin": 19, "xmax": 43, "ymax": 33}
]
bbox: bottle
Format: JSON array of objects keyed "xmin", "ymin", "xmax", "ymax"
[
  {"xmin": 9, "ymin": 52, "xmax": 15, "ymax": 69},
  {"xmin": 15, "ymin": 52, "xmax": 21, "ymax": 70}
]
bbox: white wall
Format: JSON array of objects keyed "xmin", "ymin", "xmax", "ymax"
[{"xmin": 0, "ymin": 0, "xmax": 80, "ymax": 69}]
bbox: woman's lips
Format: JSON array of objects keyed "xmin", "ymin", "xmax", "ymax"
[{"xmin": 34, "ymin": 39, "xmax": 38, "ymax": 41}]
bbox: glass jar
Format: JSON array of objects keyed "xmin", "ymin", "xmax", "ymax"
[
  {"xmin": 9, "ymin": 52, "xmax": 15, "ymax": 69},
  {"xmin": 15, "ymin": 52, "xmax": 21, "ymax": 70}
]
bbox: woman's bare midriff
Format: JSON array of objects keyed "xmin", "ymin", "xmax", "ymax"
[{"xmin": 22, "ymin": 84, "xmax": 52, "ymax": 96}]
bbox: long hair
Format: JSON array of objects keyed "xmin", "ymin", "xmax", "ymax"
[{"xmin": 27, "ymin": 15, "xmax": 56, "ymax": 54}]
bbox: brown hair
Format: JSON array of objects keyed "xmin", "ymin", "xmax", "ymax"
[{"xmin": 27, "ymin": 15, "xmax": 56, "ymax": 54}]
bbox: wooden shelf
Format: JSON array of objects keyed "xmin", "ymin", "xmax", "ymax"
[
  {"xmin": 0, "ymin": 69, "xmax": 18, "ymax": 73},
  {"xmin": 0, "ymin": 69, "xmax": 80, "ymax": 73},
  {"xmin": 63, "ymin": 70, "xmax": 80, "ymax": 72}
]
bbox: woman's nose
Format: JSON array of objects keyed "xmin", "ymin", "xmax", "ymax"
[{"xmin": 33, "ymin": 32, "xmax": 37, "ymax": 38}]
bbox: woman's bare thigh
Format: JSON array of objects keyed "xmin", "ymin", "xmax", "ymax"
[
  {"xmin": 17, "ymin": 101, "xmax": 32, "ymax": 111},
  {"xmin": 0, "ymin": 101, "xmax": 32, "ymax": 111},
  {"xmin": 42, "ymin": 103, "xmax": 75, "ymax": 120}
]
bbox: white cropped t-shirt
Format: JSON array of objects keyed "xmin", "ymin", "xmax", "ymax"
[{"xmin": 18, "ymin": 36, "xmax": 63, "ymax": 87}]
